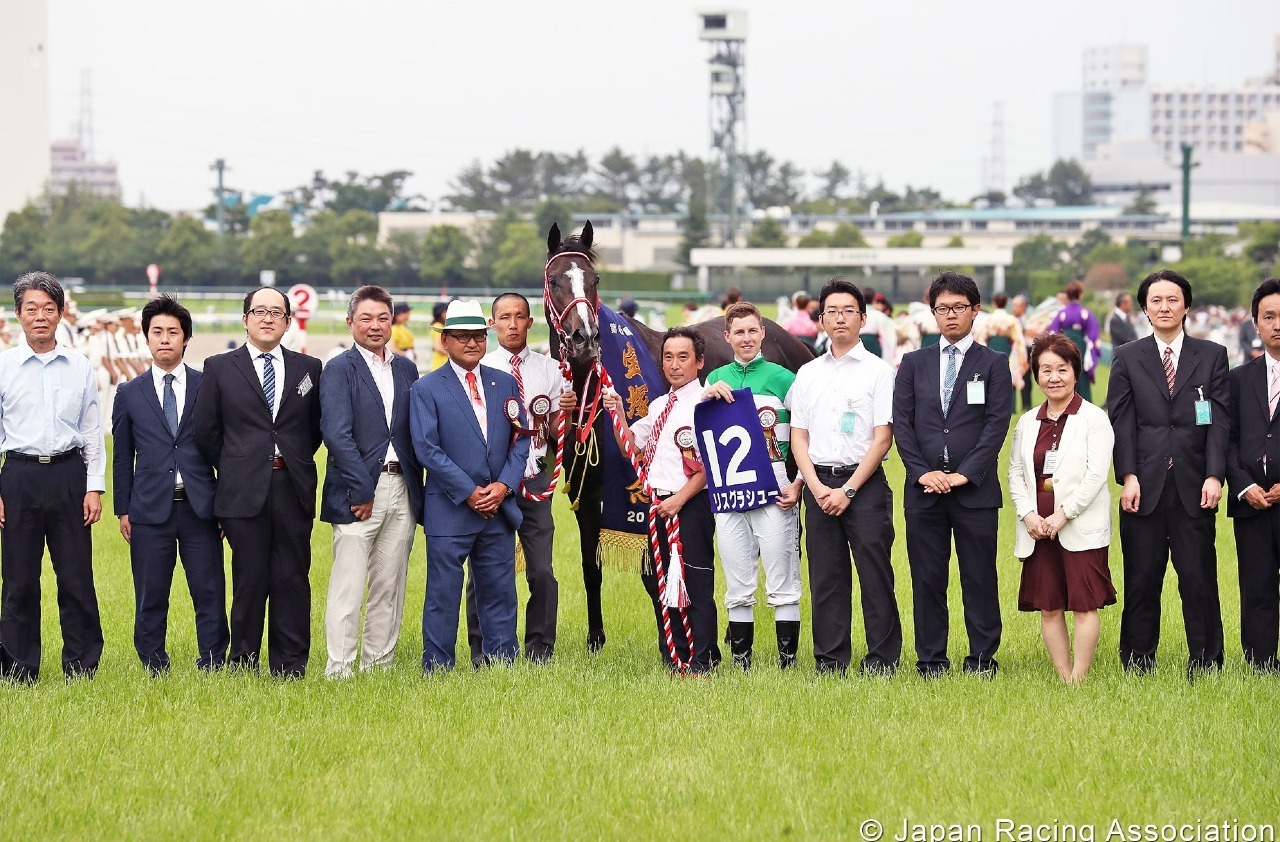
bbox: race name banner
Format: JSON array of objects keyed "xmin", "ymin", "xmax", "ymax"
[{"xmin": 693, "ymin": 389, "xmax": 781, "ymax": 514}]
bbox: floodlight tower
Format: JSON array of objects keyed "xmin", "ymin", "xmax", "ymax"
[{"xmin": 698, "ymin": 9, "xmax": 747, "ymax": 246}]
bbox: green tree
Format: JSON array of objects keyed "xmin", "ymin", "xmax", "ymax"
[
  {"xmin": 78, "ymin": 203, "xmax": 142, "ymax": 284},
  {"xmin": 1014, "ymin": 160, "xmax": 1093, "ymax": 206},
  {"xmin": 382, "ymin": 230, "xmax": 422, "ymax": 286},
  {"xmin": 492, "ymin": 222, "xmax": 545, "ymax": 288},
  {"xmin": 534, "ymin": 198, "xmax": 575, "ymax": 243},
  {"xmin": 676, "ymin": 156, "xmax": 710, "ymax": 267},
  {"xmin": 241, "ymin": 209, "xmax": 299, "ymax": 280},
  {"xmin": 829, "ymin": 222, "xmax": 868, "ymax": 248},
  {"xmin": 446, "ymin": 161, "xmax": 500, "ymax": 212},
  {"xmin": 421, "ymin": 225, "xmax": 474, "ymax": 285},
  {"xmin": 1240, "ymin": 221, "xmax": 1280, "ymax": 268},
  {"xmin": 156, "ymin": 215, "xmax": 216, "ymax": 283},
  {"xmin": 797, "ymin": 229, "xmax": 832, "ymax": 248},
  {"xmin": 327, "ymin": 170, "xmax": 417, "ymax": 214},
  {"xmin": 328, "ymin": 210, "xmax": 383, "ymax": 284},
  {"xmin": 886, "ymin": 230, "xmax": 923, "ymax": 248},
  {"xmin": 1170, "ymin": 256, "xmax": 1259, "ymax": 306},
  {"xmin": 296, "ymin": 210, "xmax": 337, "ymax": 283},
  {"xmin": 595, "ymin": 147, "xmax": 639, "ymax": 209},
  {"xmin": 946, "ymin": 234, "xmax": 965, "ymax": 248},
  {"xmin": 490, "ymin": 150, "xmax": 541, "ymax": 207},
  {"xmin": 815, "ymin": 160, "xmax": 851, "ymax": 202},
  {"xmin": 474, "ymin": 209, "xmax": 523, "ymax": 281},
  {"xmin": 0, "ymin": 205, "xmax": 47, "ymax": 280},
  {"xmin": 746, "ymin": 217, "xmax": 788, "ymax": 248},
  {"xmin": 1123, "ymin": 185, "xmax": 1159, "ymax": 216},
  {"xmin": 538, "ymin": 150, "xmax": 591, "ymax": 203}
]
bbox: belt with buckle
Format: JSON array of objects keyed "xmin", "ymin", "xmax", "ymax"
[
  {"xmin": 5, "ymin": 448, "xmax": 82, "ymax": 465},
  {"xmin": 271, "ymin": 456, "xmax": 287, "ymax": 470},
  {"xmin": 173, "ymin": 485, "xmax": 187, "ymax": 501},
  {"xmin": 816, "ymin": 463, "xmax": 860, "ymax": 477},
  {"xmin": 382, "ymin": 461, "xmax": 402, "ymax": 475}
]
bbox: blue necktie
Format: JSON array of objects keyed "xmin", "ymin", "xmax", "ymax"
[
  {"xmin": 163, "ymin": 373, "xmax": 179, "ymax": 438},
  {"xmin": 260, "ymin": 353, "xmax": 276, "ymax": 414},
  {"xmin": 942, "ymin": 345, "xmax": 959, "ymax": 417}
]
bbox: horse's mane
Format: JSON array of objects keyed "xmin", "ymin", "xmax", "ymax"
[{"xmin": 549, "ymin": 235, "xmax": 597, "ymax": 264}]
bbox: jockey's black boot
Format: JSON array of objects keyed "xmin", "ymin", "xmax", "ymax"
[
  {"xmin": 729, "ymin": 621, "xmax": 754, "ymax": 672},
  {"xmin": 776, "ymin": 621, "xmax": 800, "ymax": 670}
]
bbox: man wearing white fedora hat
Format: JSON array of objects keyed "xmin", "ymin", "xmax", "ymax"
[{"xmin": 410, "ymin": 299, "xmax": 529, "ymax": 673}]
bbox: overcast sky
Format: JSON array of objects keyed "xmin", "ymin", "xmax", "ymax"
[{"xmin": 46, "ymin": 0, "xmax": 1280, "ymax": 211}]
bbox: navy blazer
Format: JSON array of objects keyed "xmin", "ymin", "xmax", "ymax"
[
  {"xmin": 112, "ymin": 365, "xmax": 217, "ymax": 524},
  {"xmin": 1225, "ymin": 354, "xmax": 1278, "ymax": 519},
  {"xmin": 893, "ymin": 339, "xmax": 1014, "ymax": 509},
  {"xmin": 1106, "ymin": 335, "xmax": 1229, "ymax": 518},
  {"xmin": 409, "ymin": 362, "xmax": 529, "ymax": 537},
  {"xmin": 319, "ymin": 347, "xmax": 423, "ymax": 525}
]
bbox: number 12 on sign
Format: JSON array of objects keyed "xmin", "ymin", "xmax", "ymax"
[{"xmin": 701, "ymin": 425, "xmax": 758, "ymax": 487}]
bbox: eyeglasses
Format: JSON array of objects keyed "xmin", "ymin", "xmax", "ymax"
[
  {"xmin": 446, "ymin": 332, "xmax": 487, "ymax": 346},
  {"xmin": 247, "ymin": 307, "xmax": 287, "ymax": 320},
  {"xmin": 931, "ymin": 304, "xmax": 976, "ymax": 316},
  {"xmin": 822, "ymin": 308, "xmax": 862, "ymax": 320}
]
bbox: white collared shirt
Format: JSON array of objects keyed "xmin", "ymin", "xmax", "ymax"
[
  {"xmin": 482, "ymin": 344, "xmax": 564, "ymax": 478},
  {"xmin": 630, "ymin": 378, "xmax": 703, "ymax": 496},
  {"xmin": 246, "ymin": 341, "xmax": 285, "ymax": 421},
  {"xmin": 1154, "ymin": 331, "xmax": 1186, "ymax": 374},
  {"xmin": 356, "ymin": 344, "xmax": 398, "ymax": 462},
  {"xmin": 0, "ymin": 342, "xmax": 106, "ymax": 492},
  {"xmin": 790, "ymin": 342, "xmax": 894, "ymax": 466},
  {"xmin": 450, "ymin": 359, "xmax": 487, "ymax": 442},
  {"xmin": 152, "ymin": 363, "xmax": 187, "ymax": 485},
  {"xmin": 937, "ymin": 333, "xmax": 975, "ymax": 408}
]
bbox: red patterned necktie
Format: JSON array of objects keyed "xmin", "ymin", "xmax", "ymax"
[
  {"xmin": 466, "ymin": 370, "xmax": 483, "ymax": 407},
  {"xmin": 1270, "ymin": 364, "xmax": 1279, "ymax": 419},
  {"xmin": 1162, "ymin": 346, "xmax": 1175, "ymax": 395},
  {"xmin": 643, "ymin": 392, "xmax": 678, "ymax": 469},
  {"xmin": 510, "ymin": 353, "xmax": 526, "ymax": 404}
]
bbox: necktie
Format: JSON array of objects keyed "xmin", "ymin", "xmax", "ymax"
[
  {"xmin": 1270, "ymin": 364, "xmax": 1279, "ymax": 419},
  {"xmin": 643, "ymin": 392, "xmax": 678, "ymax": 469},
  {"xmin": 1162, "ymin": 346, "xmax": 1176, "ymax": 396},
  {"xmin": 510, "ymin": 353, "xmax": 526, "ymax": 404},
  {"xmin": 260, "ymin": 352, "xmax": 276, "ymax": 414},
  {"xmin": 466, "ymin": 370, "xmax": 483, "ymax": 407},
  {"xmin": 942, "ymin": 345, "xmax": 959, "ymax": 417},
  {"xmin": 163, "ymin": 372, "xmax": 179, "ymax": 438}
]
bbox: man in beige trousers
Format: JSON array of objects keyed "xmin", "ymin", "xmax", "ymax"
[{"xmin": 318, "ymin": 286, "xmax": 423, "ymax": 678}]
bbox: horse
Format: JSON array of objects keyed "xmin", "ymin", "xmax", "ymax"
[{"xmin": 542, "ymin": 220, "xmax": 814, "ymax": 652}]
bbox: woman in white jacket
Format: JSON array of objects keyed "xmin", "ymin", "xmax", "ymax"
[{"xmin": 1009, "ymin": 333, "xmax": 1117, "ymax": 682}]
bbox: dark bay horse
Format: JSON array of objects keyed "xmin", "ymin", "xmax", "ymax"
[{"xmin": 543, "ymin": 221, "xmax": 813, "ymax": 652}]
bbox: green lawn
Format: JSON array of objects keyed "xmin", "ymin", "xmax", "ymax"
[{"xmin": 1, "ymin": 365, "xmax": 1277, "ymax": 839}]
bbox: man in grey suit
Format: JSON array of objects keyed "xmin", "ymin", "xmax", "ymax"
[
  {"xmin": 319, "ymin": 285, "xmax": 423, "ymax": 679},
  {"xmin": 410, "ymin": 300, "xmax": 529, "ymax": 673}
]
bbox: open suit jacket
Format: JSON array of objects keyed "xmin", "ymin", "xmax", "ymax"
[
  {"xmin": 893, "ymin": 340, "xmax": 1014, "ymax": 509},
  {"xmin": 1106, "ymin": 335, "xmax": 1229, "ymax": 518},
  {"xmin": 193, "ymin": 344, "xmax": 324, "ymax": 519},
  {"xmin": 1226, "ymin": 354, "xmax": 1280, "ymax": 519},
  {"xmin": 318, "ymin": 347, "xmax": 423, "ymax": 525},
  {"xmin": 409, "ymin": 363, "xmax": 529, "ymax": 536},
  {"xmin": 112, "ymin": 365, "xmax": 216, "ymax": 523}
]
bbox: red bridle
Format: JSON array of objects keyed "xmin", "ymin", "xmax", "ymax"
[{"xmin": 542, "ymin": 251, "xmax": 599, "ymax": 333}]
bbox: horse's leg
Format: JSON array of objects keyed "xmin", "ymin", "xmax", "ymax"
[{"xmin": 575, "ymin": 457, "xmax": 606, "ymax": 652}]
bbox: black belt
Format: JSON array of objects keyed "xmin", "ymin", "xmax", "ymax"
[
  {"xmin": 173, "ymin": 485, "xmax": 186, "ymax": 501},
  {"xmin": 815, "ymin": 463, "xmax": 860, "ymax": 477},
  {"xmin": 5, "ymin": 448, "xmax": 82, "ymax": 465},
  {"xmin": 382, "ymin": 461, "xmax": 402, "ymax": 475}
]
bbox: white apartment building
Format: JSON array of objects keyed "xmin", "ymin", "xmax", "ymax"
[
  {"xmin": 0, "ymin": 0, "xmax": 51, "ymax": 222},
  {"xmin": 50, "ymin": 139, "xmax": 122, "ymax": 198}
]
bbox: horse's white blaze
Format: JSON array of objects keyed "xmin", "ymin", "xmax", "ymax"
[{"xmin": 568, "ymin": 261, "xmax": 592, "ymax": 333}]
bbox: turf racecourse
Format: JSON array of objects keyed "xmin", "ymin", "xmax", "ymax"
[{"xmin": 1, "ymin": 366, "xmax": 1277, "ymax": 839}]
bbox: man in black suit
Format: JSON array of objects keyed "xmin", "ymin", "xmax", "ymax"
[
  {"xmin": 194, "ymin": 286, "xmax": 323, "ymax": 678},
  {"xmin": 1226, "ymin": 277, "xmax": 1280, "ymax": 673},
  {"xmin": 894, "ymin": 272, "xmax": 1013, "ymax": 677},
  {"xmin": 1106, "ymin": 269, "xmax": 1228, "ymax": 677},
  {"xmin": 1108, "ymin": 292, "xmax": 1138, "ymax": 349},
  {"xmin": 114, "ymin": 295, "xmax": 228, "ymax": 674}
]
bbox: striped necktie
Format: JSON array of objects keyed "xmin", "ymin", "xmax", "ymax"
[
  {"xmin": 1269, "ymin": 363, "xmax": 1279, "ymax": 419},
  {"xmin": 1162, "ymin": 346, "xmax": 1175, "ymax": 395},
  {"xmin": 466, "ymin": 370, "xmax": 483, "ymax": 407},
  {"xmin": 942, "ymin": 345, "xmax": 959, "ymax": 417},
  {"xmin": 510, "ymin": 352, "xmax": 526, "ymax": 404},
  {"xmin": 260, "ymin": 353, "xmax": 276, "ymax": 414}
]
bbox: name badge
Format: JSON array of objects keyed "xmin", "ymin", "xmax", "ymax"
[
  {"xmin": 966, "ymin": 377, "xmax": 985, "ymax": 405},
  {"xmin": 840, "ymin": 411, "xmax": 856, "ymax": 434},
  {"xmin": 1194, "ymin": 387, "xmax": 1211, "ymax": 425},
  {"xmin": 1043, "ymin": 450, "xmax": 1061, "ymax": 475}
]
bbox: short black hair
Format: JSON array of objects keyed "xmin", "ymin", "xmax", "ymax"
[
  {"xmin": 1115, "ymin": 291, "xmax": 1132, "ymax": 307},
  {"xmin": 928, "ymin": 271, "xmax": 980, "ymax": 307},
  {"xmin": 1251, "ymin": 277, "xmax": 1280, "ymax": 322},
  {"xmin": 1137, "ymin": 269, "xmax": 1193, "ymax": 311},
  {"xmin": 141, "ymin": 294, "xmax": 193, "ymax": 340},
  {"xmin": 243, "ymin": 286, "xmax": 291, "ymax": 317},
  {"xmin": 662, "ymin": 326, "xmax": 705, "ymax": 360},
  {"xmin": 817, "ymin": 277, "xmax": 867, "ymax": 314},
  {"xmin": 491, "ymin": 292, "xmax": 530, "ymax": 316},
  {"xmin": 13, "ymin": 271, "xmax": 65, "ymax": 312},
  {"xmin": 347, "ymin": 285, "xmax": 393, "ymax": 320}
]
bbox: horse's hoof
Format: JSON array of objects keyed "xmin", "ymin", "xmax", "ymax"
[{"xmin": 586, "ymin": 631, "xmax": 606, "ymax": 653}]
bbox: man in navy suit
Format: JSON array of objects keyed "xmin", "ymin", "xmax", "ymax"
[
  {"xmin": 319, "ymin": 285, "xmax": 423, "ymax": 679},
  {"xmin": 113, "ymin": 295, "xmax": 228, "ymax": 674},
  {"xmin": 894, "ymin": 272, "xmax": 1014, "ymax": 677},
  {"xmin": 411, "ymin": 299, "xmax": 529, "ymax": 673},
  {"xmin": 1227, "ymin": 277, "xmax": 1280, "ymax": 674}
]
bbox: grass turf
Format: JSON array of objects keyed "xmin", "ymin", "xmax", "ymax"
[{"xmin": 0, "ymin": 365, "xmax": 1277, "ymax": 838}]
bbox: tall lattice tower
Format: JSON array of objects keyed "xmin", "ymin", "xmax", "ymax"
[
  {"xmin": 698, "ymin": 10, "xmax": 747, "ymax": 246},
  {"xmin": 982, "ymin": 101, "xmax": 1006, "ymax": 199}
]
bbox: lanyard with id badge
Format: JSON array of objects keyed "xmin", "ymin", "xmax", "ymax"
[
  {"xmin": 967, "ymin": 374, "xmax": 985, "ymax": 405},
  {"xmin": 1194, "ymin": 386, "xmax": 1212, "ymax": 425},
  {"xmin": 840, "ymin": 399, "xmax": 856, "ymax": 435}
]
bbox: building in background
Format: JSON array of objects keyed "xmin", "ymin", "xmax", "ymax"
[
  {"xmin": 49, "ymin": 139, "xmax": 120, "ymax": 198},
  {"xmin": 0, "ymin": 0, "xmax": 51, "ymax": 223}
]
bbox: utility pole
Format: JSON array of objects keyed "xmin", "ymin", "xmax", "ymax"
[
  {"xmin": 211, "ymin": 158, "xmax": 227, "ymax": 236},
  {"xmin": 1179, "ymin": 143, "xmax": 1198, "ymax": 243}
]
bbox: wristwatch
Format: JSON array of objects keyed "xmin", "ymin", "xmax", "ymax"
[{"xmin": 843, "ymin": 485, "xmax": 857, "ymax": 500}]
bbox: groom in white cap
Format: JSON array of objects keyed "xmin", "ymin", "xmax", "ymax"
[{"xmin": 410, "ymin": 299, "xmax": 529, "ymax": 673}]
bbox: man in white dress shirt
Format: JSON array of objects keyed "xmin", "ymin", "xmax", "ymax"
[{"xmin": 0, "ymin": 272, "xmax": 106, "ymax": 682}]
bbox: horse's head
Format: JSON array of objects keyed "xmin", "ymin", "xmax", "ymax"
[{"xmin": 544, "ymin": 220, "xmax": 601, "ymax": 369}]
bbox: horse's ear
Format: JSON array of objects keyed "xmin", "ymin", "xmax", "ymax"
[
  {"xmin": 581, "ymin": 220, "xmax": 594, "ymax": 250},
  {"xmin": 547, "ymin": 222, "xmax": 561, "ymax": 255}
]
